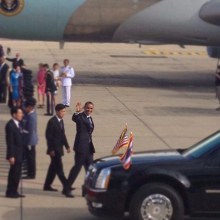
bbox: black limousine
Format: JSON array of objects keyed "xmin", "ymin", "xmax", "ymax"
[{"xmin": 83, "ymin": 130, "xmax": 220, "ymax": 220}]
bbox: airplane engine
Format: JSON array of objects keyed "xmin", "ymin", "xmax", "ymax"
[
  {"xmin": 199, "ymin": 1, "xmax": 220, "ymax": 26},
  {"xmin": 207, "ymin": 46, "xmax": 220, "ymax": 58}
]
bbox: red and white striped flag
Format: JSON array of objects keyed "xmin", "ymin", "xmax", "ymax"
[
  {"xmin": 112, "ymin": 125, "xmax": 129, "ymax": 155},
  {"xmin": 120, "ymin": 132, "xmax": 134, "ymax": 170}
]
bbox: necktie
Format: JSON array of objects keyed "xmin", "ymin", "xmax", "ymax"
[
  {"xmin": 19, "ymin": 122, "xmax": 23, "ymax": 133},
  {"xmin": 87, "ymin": 116, "xmax": 93, "ymax": 130},
  {"xmin": 60, "ymin": 119, "xmax": 64, "ymax": 130}
]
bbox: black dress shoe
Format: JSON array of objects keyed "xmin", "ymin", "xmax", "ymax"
[
  {"xmin": 64, "ymin": 192, "xmax": 74, "ymax": 198},
  {"xmin": 65, "ymin": 105, "xmax": 70, "ymax": 107},
  {"xmin": 62, "ymin": 189, "xmax": 74, "ymax": 198},
  {"xmin": 6, "ymin": 192, "xmax": 25, "ymax": 198},
  {"xmin": 17, "ymin": 193, "xmax": 26, "ymax": 198},
  {"xmin": 43, "ymin": 186, "xmax": 58, "ymax": 192},
  {"xmin": 6, "ymin": 193, "xmax": 19, "ymax": 198}
]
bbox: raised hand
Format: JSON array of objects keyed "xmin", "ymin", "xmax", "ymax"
[{"xmin": 76, "ymin": 102, "xmax": 82, "ymax": 112}]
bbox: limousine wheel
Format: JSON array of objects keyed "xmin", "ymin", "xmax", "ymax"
[{"xmin": 129, "ymin": 183, "xmax": 184, "ymax": 220}]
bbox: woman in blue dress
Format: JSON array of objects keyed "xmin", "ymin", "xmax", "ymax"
[{"xmin": 10, "ymin": 65, "xmax": 23, "ymax": 107}]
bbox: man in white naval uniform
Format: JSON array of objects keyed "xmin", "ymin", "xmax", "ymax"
[{"xmin": 60, "ymin": 59, "xmax": 75, "ymax": 107}]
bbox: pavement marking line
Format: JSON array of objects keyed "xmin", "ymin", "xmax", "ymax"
[
  {"xmin": 105, "ymin": 87, "xmax": 172, "ymax": 149},
  {"xmin": 144, "ymin": 50, "xmax": 207, "ymax": 56}
]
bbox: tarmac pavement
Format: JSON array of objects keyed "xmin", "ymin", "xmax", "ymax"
[{"xmin": 0, "ymin": 40, "xmax": 220, "ymax": 220}]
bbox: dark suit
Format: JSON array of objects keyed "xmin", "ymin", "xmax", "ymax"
[
  {"xmin": 5, "ymin": 119, "xmax": 23, "ymax": 196},
  {"xmin": 45, "ymin": 70, "xmax": 57, "ymax": 115},
  {"xmin": 44, "ymin": 116, "xmax": 69, "ymax": 190},
  {"xmin": 0, "ymin": 62, "xmax": 9, "ymax": 103},
  {"xmin": 67, "ymin": 112, "xmax": 95, "ymax": 188},
  {"xmin": 6, "ymin": 57, "xmax": 24, "ymax": 68}
]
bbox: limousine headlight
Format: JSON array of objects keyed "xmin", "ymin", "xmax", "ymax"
[{"xmin": 95, "ymin": 168, "xmax": 111, "ymax": 190}]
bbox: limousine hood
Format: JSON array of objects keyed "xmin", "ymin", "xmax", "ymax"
[{"xmin": 94, "ymin": 149, "xmax": 185, "ymax": 170}]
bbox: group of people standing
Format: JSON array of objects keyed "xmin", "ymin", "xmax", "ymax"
[
  {"xmin": 5, "ymin": 101, "xmax": 95, "ymax": 199},
  {"xmin": 0, "ymin": 53, "xmax": 75, "ymax": 114},
  {"xmin": 0, "ymin": 53, "xmax": 34, "ymax": 109},
  {"xmin": 0, "ymin": 52, "xmax": 39, "ymax": 197},
  {"xmin": 37, "ymin": 59, "xmax": 75, "ymax": 116},
  {"xmin": 1, "ymin": 48, "xmax": 95, "ymax": 199}
]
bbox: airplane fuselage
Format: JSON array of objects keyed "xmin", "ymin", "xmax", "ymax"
[{"xmin": 0, "ymin": 0, "xmax": 220, "ymax": 46}]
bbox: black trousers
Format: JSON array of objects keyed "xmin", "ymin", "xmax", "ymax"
[
  {"xmin": 46, "ymin": 92, "xmax": 54, "ymax": 115},
  {"xmin": 8, "ymin": 88, "xmax": 13, "ymax": 108},
  {"xmin": 0, "ymin": 83, "xmax": 7, "ymax": 103},
  {"xmin": 44, "ymin": 154, "xmax": 67, "ymax": 189},
  {"xmin": 24, "ymin": 145, "xmax": 36, "ymax": 178},
  {"xmin": 6, "ymin": 161, "xmax": 22, "ymax": 195},
  {"xmin": 67, "ymin": 152, "xmax": 93, "ymax": 188}
]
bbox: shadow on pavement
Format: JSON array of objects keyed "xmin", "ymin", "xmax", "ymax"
[
  {"xmin": 1, "ymin": 207, "xmax": 128, "ymax": 220},
  {"xmin": 76, "ymin": 71, "xmax": 214, "ymax": 91},
  {"xmin": 1, "ymin": 205, "xmax": 220, "ymax": 220}
]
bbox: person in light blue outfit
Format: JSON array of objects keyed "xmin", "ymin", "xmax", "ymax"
[
  {"xmin": 10, "ymin": 65, "xmax": 23, "ymax": 107},
  {"xmin": 23, "ymin": 98, "xmax": 38, "ymax": 179}
]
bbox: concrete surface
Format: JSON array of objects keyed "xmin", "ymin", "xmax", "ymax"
[{"xmin": 0, "ymin": 40, "xmax": 219, "ymax": 220}]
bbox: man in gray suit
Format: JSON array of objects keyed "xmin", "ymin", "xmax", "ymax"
[{"xmin": 23, "ymin": 98, "xmax": 38, "ymax": 179}]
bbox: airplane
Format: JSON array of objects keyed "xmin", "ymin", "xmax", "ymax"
[{"xmin": 0, "ymin": 0, "xmax": 220, "ymax": 57}]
